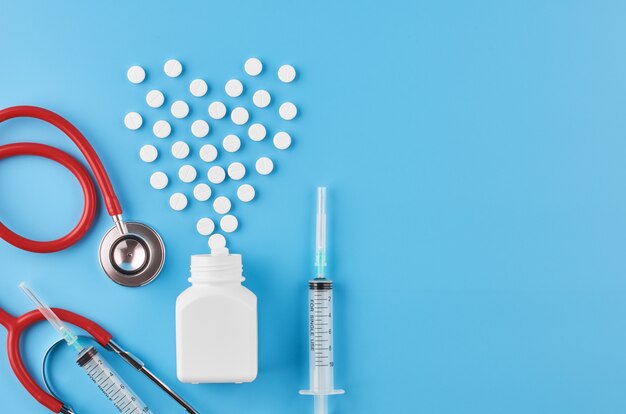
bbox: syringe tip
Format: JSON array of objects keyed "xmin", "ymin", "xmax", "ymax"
[{"xmin": 315, "ymin": 187, "xmax": 328, "ymax": 276}]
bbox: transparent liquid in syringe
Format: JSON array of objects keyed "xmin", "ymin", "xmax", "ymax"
[{"xmin": 77, "ymin": 347, "xmax": 153, "ymax": 414}]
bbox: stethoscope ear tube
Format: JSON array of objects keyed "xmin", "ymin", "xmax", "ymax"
[
  {"xmin": 0, "ymin": 307, "xmax": 112, "ymax": 413},
  {"xmin": 0, "ymin": 106, "xmax": 124, "ymax": 253},
  {"xmin": 0, "ymin": 143, "xmax": 97, "ymax": 253},
  {"xmin": 0, "ymin": 106, "xmax": 122, "ymax": 215}
]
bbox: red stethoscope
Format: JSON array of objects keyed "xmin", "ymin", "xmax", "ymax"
[
  {"xmin": 0, "ymin": 105, "xmax": 165, "ymax": 286},
  {"xmin": 0, "ymin": 306, "xmax": 197, "ymax": 413}
]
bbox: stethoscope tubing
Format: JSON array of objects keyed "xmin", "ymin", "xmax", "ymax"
[
  {"xmin": 0, "ymin": 105, "xmax": 123, "ymax": 253},
  {"xmin": 0, "ymin": 307, "xmax": 112, "ymax": 413}
]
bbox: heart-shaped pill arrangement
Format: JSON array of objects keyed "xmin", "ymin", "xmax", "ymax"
[{"xmin": 124, "ymin": 58, "xmax": 298, "ymax": 249}]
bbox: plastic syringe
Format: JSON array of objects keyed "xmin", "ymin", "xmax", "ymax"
[
  {"xmin": 300, "ymin": 187, "xmax": 345, "ymax": 414},
  {"xmin": 19, "ymin": 283, "xmax": 153, "ymax": 414}
]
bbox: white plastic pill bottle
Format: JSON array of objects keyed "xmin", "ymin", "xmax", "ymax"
[{"xmin": 176, "ymin": 246, "xmax": 258, "ymax": 384}]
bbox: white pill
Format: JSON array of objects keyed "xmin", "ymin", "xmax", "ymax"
[
  {"xmin": 199, "ymin": 144, "xmax": 218, "ymax": 162},
  {"xmin": 225, "ymin": 79, "xmax": 244, "ymax": 97},
  {"xmin": 237, "ymin": 184, "xmax": 256, "ymax": 202},
  {"xmin": 171, "ymin": 100, "xmax": 190, "ymax": 119},
  {"xmin": 189, "ymin": 79, "xmax": 208, "ymax": 97},
  {"xmin": 196, "ymin": 218, "xmax": 215, "ymax": 236},
  {"xmin": 227, "ymin": 162, "xmax": 246, "ymax": 180},
  {"xmin": 223, "ymin": 134, "xmax": 241, "ymax": 153},
  {"xmin": 164, "ymin": 59, "xmax": 183, "ymax": 77},
  {"xmin": 191, "ymin": 120, "xmax": 210, "ymax": 138},
  {"xmin": 127, "ymin": 65, "xmax": 146, "ymax": 84},
  {"xmin": 153, "ymin": 120, "xmax": 171, "ymax": 138},
  {"xmin": 208, "ymin": 233, "xmax": 227, "ymax": 250},
  {"xmin": 208, "ymin": 101, "xmax": 227, "ymax": 119},
  {"xmin": 146, "ymin": 90, "xmax": 165, "ymax": 108},
  {"xmin": 169, "ymin": 192, "xmax": 188, "ymax": 211},
  {"xmin": 193, "ymin": 183, "xmax": 212, "ymax": 201},
  {"xmin": 279, "ymin": 102, "xmax": 298, "ymax": 120},
  {"xmin": 150, "ymin": 171, "xmax": 168, "ymax": 190},
  {"xmin": 244, "ymin": 58, "xmax": 263, "ymax": 76},
  {"xmin": 248, "ymin": 123, "xmax": 266, "ymax": 141},
  {"xmin": 213, "ymin": 196, "xmax": 231, "ymax": 214},
  {"xmin": 178, "ymin": 164, "xmax": 197, "ymax": 183},
  {"xmin": 252, "ymin": 89, "xmax": 271, "ymax": 108},
  {"xmin": 273, "ymin": 131, "xmax": 292, "ymax": 150},
  {"xmin": 124, "ymin": 112, "xmax": 143, "ymax": 130},
  {"xmin": 220, "ymin": 215, "xmax": 239, "ymax": 233},
  {"xmin": 278, "ymin": 64, "xmax": 296, "ymax": 83},
  {"xmin": 171, "ymin": 141, "xmax": 190, "ymax": 159},
  {"xmin": 231, "ymin": 107, "xmax": 249, "ymax": 125},
  {"xmin": 255, "ymin": 157, "xmax": 274, "ymax": 175},
  {"xmin": 207, "ymin": 166, "xmax": 226, "ymax": 184},
  {"xmin": 139, "ymin": 145, "xmax": 158, "ymax": 163}
]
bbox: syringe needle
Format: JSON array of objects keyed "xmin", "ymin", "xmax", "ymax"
[
  {"xmin": 315, "ymin": 187, "xmax": 327, "ymax": 279},
  {"xmin": 19, "ymin": 282, "xmax": 83, "ymax": 352}
]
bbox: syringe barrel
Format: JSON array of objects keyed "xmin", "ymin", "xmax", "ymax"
[
  {"xmin": 77, "ymin": 346, "xmax": 152, "ymax": 414},
  {"xmin": 307, "ymin": 280, "xmax": 336, "ymax": 393}
]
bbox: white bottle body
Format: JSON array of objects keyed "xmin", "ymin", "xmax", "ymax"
[{"xmin": 176, "ymin": 253, "xmax": 258, "ymax": 384}]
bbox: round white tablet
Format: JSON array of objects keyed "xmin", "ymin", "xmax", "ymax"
[
  {"xmin": 255, "ymin": 157, "xmax": 274, "ymax": 175},
  {"xmin": 273, "ymin": 131, "xmax": 292, "ymax": 150},
  {"xmin": 220, "ymin": 215, "xmax": 239, "ymax": 233},
  {"xmin": 171, "ymin": 141, "xmax": 190, "ymax": 159},
  {"xmin": 208, "ymin": 101, "xmax": 227, "ymax": 119},
  {"xmin": 150, "ymin": 171, "xmax": 168, "ymax": 190},
  {"xmin": 279, "ymin": 102, "xmax": 298, "ymax": 120},
  {"xmin": 237, "ymin": 184, "xmax": 256, "ymax": 202},
  {"xmin": 189, "ymin": 79, "xmax": 208, "ymax": 97},
  {"xmin": 231, "ymin": 107, "xmax": 249, "ymax": 125},
  {"xmin": 164, "ymin": 59, "xmax": 183, "ymax": 77},
  {"xmin": 252, "ymin": 90, "xmax": 271, "ymax": 108},
  {"xmin": 196, "ymin": 218, "xmax": 215, "ymax": 236},
  {"xmin": 278, "ymin": 64, "xmax": 296, "ymax": 83},
  {"xmin": 199, "ymin": 144, "xmax": 218, "ymax": 162},
  {"xmin": 213, "ymin": 196, "xmax": 231, "ymax": 214},
  {"xmin": 153, "ymin": 120, "xmax": 171, "ymax": 138},
  {"xmin": 191, "ymin": 120, "xmax": 210, "ymax": 138},
  {"xmin": 171, "ymin": 100, "xmax": 190, "ymax": 119},
  {"xmin": 223, "ymin": 134, "xmax": 241, "ymax": 153},
  {"xmin": 146, "ymin": 90, "xmax": 165, "ymax": 108},
  {"xmin": 225, "ymin": 79, "xmax": 244, "ymax": 98},
  {"xmin": 227, "ymin": 162, "xmax": 246, "ymax": 180},
  {"xmin": 139, "ymin": 145, "xmax": 158, "ymax": 163},
  {"xmin": 193, "ymin": 183, "xmax": 212, "ymax": 201},
  {"xmin": 127, "ymin": 66, "xmax": 146, "ymax": 84},
  {"xmin": 178, "ymin": 164, "xmax": 197, "ymax": 183},
  {"xmin": 124, "ymin": 112, "xmax": 143, "ymax": 130},
  {"xmin": 244, "ymin": 58, "xmax": 263, "ymax": 76},
  {"xmin": 207, "ymin": 166, "xmax": 226, "ymax": 184},
  {"xmin": 169, "ymin": 192, "xmax": 188, "ymax": 211},
  {"xmin": 248, "ymin": 123, "xmax": 266, "ymax": 141},
  {"xmin": 208, "ymin": 233, "xmax": 227, "ymax": 250}
]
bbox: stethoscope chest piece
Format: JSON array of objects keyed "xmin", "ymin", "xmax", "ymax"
[{"xmin": 99, "ymin": 222, "xmax": 165, "ymax": 287}]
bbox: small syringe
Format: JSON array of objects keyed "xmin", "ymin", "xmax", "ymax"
[
  {"xmin": 300, "ymin": 187, "xmax": 345, "ymax": 414},
  {"xmin": 20, "ymin": 283, "xmax": 153, "ymax": 414}
]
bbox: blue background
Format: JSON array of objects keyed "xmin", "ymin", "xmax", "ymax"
[{"xmin": 1, "ymin": 1, "xmax": 626, "ymax": 413}]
